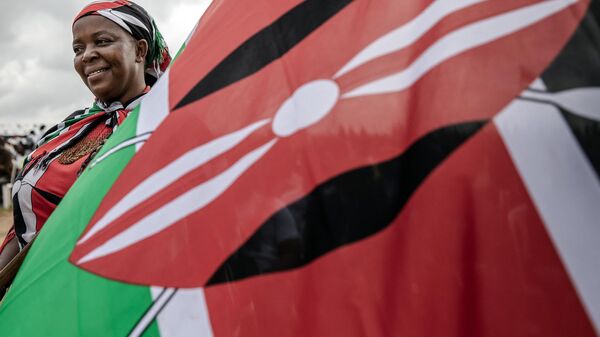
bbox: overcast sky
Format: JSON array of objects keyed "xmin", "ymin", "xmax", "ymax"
[{"xmin": 0, "ymin": 0, "xmax": 211, "ymax": 134}]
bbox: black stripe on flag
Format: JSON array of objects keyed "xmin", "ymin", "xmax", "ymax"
[
  {"xmin": 538, "ymin": 7, "xmax": 600, "ymax": 179},
  {"xmin": 32, "ymin": 186, "xmax": 62, "ymax": 206},
  {"xmin": 540, "ymin": 9, "xmax": 600, "ymax": 91},
  {"xmin": 593, "ymin": 2, "xmax": 600, "ymax": 24},
  {"xmin": 560, "ymin": 109, "xmax": 600, "ymax": 179},
  {"xmin": 12, "ymin": 192, "xmax": 28, "ymax": 247},
  {"xmin": 207, "ymin": 121, "xmax": 486, "ymax": 286},
  {"xmin": 174, "ymin": 0, "xmax": 354, "ymax": 109}
]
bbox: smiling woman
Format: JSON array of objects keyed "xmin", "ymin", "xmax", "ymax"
[
  {"xmin": 73, "ymin": 15, "xmax": 149, "ymax": 105},
  {"xmin": 0, "ymin": 0, "xmax": 171, "ymax": 293}
]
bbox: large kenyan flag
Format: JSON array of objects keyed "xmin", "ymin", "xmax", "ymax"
[{"xmin": 1, "ymin": 0, "xmax": 599, "ymax": 336}]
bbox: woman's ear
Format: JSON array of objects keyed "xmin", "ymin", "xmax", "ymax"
[{"xmin": 136, "ymin": 39, "xmax": 149, "ymax": 63}]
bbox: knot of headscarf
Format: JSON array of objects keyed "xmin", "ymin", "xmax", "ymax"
[{"xmin": 74, "ymin": 0, "xmax": 171, "ymax": 85}]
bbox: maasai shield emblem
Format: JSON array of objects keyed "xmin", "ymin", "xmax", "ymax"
[{"xmin": 72, "ymin": 0, "xmax": 587, "ymax": 284}]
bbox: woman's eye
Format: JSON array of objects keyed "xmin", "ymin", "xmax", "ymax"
[
  {"xmin": 73, "ymin": 46, "xmax": 83, "ymax": 54},
  {"xmin": 97, "ymin": 39, "xmax": 111, "ymax": 45}
]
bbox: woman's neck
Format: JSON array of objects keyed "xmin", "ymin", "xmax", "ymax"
[{"xmin": 98, "ymin": 86, "xmax": 150, "ymax": 109}]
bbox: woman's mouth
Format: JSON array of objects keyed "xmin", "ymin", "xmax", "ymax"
[{"xmin": 87, "ymin": 68, "xmax": 109, "ymax": 79}]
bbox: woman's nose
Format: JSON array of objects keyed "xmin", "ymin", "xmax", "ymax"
[{"xmin": 81, "ymin": 46, "xmax": 98, "ymax": 63}]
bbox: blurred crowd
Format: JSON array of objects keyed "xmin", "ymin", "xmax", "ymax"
[{"xmin": 0, "ymin": 125, "xmax": 47, "ymax": 207}]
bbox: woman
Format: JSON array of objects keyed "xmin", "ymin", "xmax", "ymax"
[{"xmin": 0, "ymin": 0, "xmax": 170, "ymax": 280}]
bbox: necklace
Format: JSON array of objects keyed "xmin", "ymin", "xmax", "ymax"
[{"xmin": 58, "ymin": 131, "xmax": 109, "ymax": 165}]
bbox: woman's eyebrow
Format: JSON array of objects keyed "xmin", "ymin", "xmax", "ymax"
[
  {"xmin": 92, "ymin": 30, "xmax": 116, "ymax": 37},
  {"xmin": 73, "ymin": 30, "xmax": 117, "ymax": 43}
]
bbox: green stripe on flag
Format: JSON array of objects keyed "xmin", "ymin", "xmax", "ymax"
[
  {"xmin": 0, "ymin": 107, "xmax": 159, "ymax": 337},
  {"xmin": 0, "ymin": 34, "xmax": 190, "ymax": 336}
]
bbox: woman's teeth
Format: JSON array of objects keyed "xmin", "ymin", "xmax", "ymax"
[{"xmin": 88, "ymin": 69, "xmax": 107, "ymax": 77}]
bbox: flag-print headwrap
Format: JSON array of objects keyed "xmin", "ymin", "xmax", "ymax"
[{"xmin": 74, "ymin": 0, "xmax": 171, "ymax": 85}]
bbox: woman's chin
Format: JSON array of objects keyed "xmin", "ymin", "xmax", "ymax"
[
  {"xmin": 88, "ymin": 76, "xmax": 114, "ymax": 99},
  {"xmin": 89, "ymin": 86, "xmax": 115, "ymax": 103}
]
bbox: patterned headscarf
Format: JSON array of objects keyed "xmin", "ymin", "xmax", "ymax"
[{"xmin": 74, "ymin": 0, "xmax": 171, "ymax": 85}]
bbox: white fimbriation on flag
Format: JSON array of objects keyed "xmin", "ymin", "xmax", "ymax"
[
  {"xmin": 12, "ymin": 165, "xmax": 46, "ymax": 243},
  {"xmin": 150, "ymin": 287, "xmax": 215, "ymax": 337},
  {"xmin": 519, "ymin": 87, "xmax": 600, "ymax": 122},
  {"xmin": 137, "ymin": 68, "xmax": 172, "ymax": 151},
  {"xmin": 495, "ymin": 79, "xmax": 600, "ymax": 335}
]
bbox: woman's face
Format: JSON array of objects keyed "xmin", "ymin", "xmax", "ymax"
[{"xmin": 72, "ymin": 15, "xmax": 147, "ymax": 104}]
